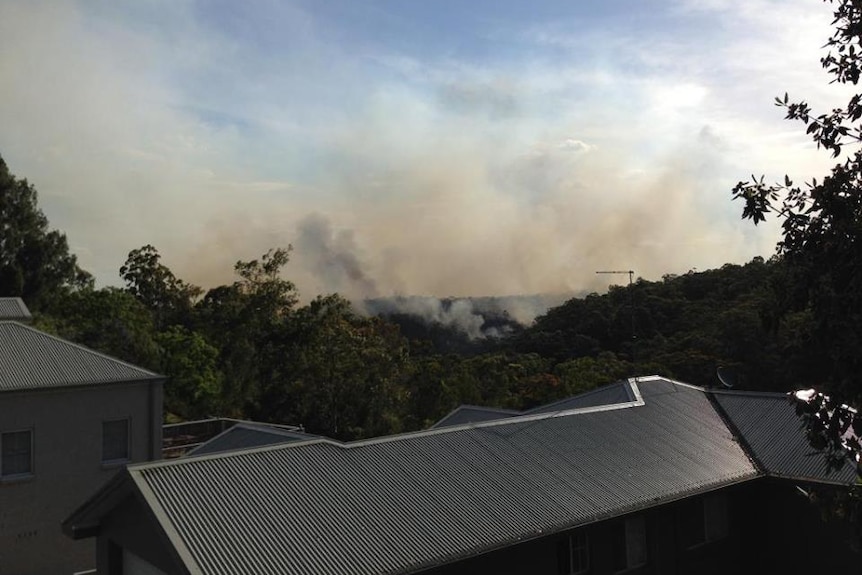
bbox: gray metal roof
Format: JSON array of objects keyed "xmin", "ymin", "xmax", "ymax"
[
  {"xmin": 430, "ymin": 405, "xmax": 519, "ymax": 428},
  {"xmin": 73, "ymin": 377, "xmax": 758, "ymax": 575},
  {"xmin": 0, "ymin": 298, "xmax": 31, "ymax": 321},
  {"xmin": 187, "ymin": 423, "xmax": 319, "ymax": 456},
  {"xmin": 526, "ymin": 380, "xmax": 636, "ymax": 414},
  {"xmin": 433, "ymin": 381, "xmax": 637, "ymax": 428},
  {"xmin": 712, "ymin": 390, "xmax": 857, "ymax": 485},
  {"xmin": 0, "ymin": 321, "xmax": 162, "ymax": 392}
]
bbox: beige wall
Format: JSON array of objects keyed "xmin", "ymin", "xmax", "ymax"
[{"xmin": 0, "ymin": 380, "xmax": 162, "ymax": 575}]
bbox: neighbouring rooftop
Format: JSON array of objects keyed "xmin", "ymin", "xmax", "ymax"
[
  {"xmin": 0, "ymin": 297, "xmax": 31, "ymax": 321},
  {"xmin": 67, "ymin": 376, "xmax": 851, "ymax": 575},
  {"xmin": 0, "ymin": 321, "xmax": 163, "ymax": 392},
  {"xmin": 162, "ymin": 418, "xmax": 313, "ymax": 458}
]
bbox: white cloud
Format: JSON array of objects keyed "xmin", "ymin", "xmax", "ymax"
[{"xmin": 558, "ymin": 139, "xmax": 595, "ymax": 153}]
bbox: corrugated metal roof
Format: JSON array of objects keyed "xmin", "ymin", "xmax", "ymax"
[
  {"xmin": 433, "ymin": 381, "xmax": 638, "ymax": 428},
  {"xmin": 0, "ymin": 297, "xmax": 31, "ymax": 321},
  {"xmin": 430, "ymin": 405, "xmax": 519, "ymax": 428},
  {"xmin": 187, "ymin": 423, "xmax": 319, "ymax": 457},
  {"xmin": 0, "ymin": 321, "xmax": 163, "ymax": 392},
  {"xmin": 121, "ymin": 377, "xmax": 757, "ymax": 575},
  {"xmin": 526, "ymin": 380, "xmax": 635, "ymax": 414},
  {"xmin": 712, "ymin": 390, "xmax": 857, "ymax": 485}
]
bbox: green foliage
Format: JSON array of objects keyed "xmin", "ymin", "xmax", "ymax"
[
  {"xmin": 3, "ymin": 151, "xmax": 819, "ymax": 443},
  {"xmin": 0, "ymin": 156, "xmax": 91, "ymax": 309},
  {"xmin": 37, "ymin": 287, "xmax": 160, "ymax": 369},
  {"xmin": 232, "ymin": 247, "xmax": 298, "ymax": 318},
  {"xmin": 193, "ymin": 248, "xmax": 300, "ymax": 416},
  {"xmin": 732, "ymin": 0, "xmax": 862, "ymax": 406},
  {"xmin": 263, "ymin": 294, "xmax": 409, "ymax": 439},
  {"xmin": 509, "ymin": 258, "xmax": 780, "ymax": 389},
  {"xmin": 10, "ymin": 151, "xmax": 850, "ymax": 449},
  {"xmin": 554, "ymin": 353, "xmax": 632, "ymax": 396},
  {"xmin": 730, "ymin": 0, "xmax": 862, "ymax": 534},
  {"xmin": 120, "ymin": 245, "xmax": 201, "ymax": 328},
  {"xmin": 157, "ymin": 326, "xmax": 222, "ymax": 419}
]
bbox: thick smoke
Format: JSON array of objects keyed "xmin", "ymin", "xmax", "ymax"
[
  {"xmin": 1, "ymin": 0, "xmax": 829, "ymax": 319},
  {"xmin": 363, "ymin": 297, "xmax": 489, "ymax": 339},
  {"xmin": 359, "ymin": 294, "xmax": 572, "ymax": 339},
  {"xmin": 173, "ymin": 119, "xmax": 775, "ymax": 338},
  {"xmin": 294, "ymin": 213, "xmax": 378, "ymax": 299},
  {"xmin": 292, "ymin": 213, "xmax": 571, "ymax": 335}
]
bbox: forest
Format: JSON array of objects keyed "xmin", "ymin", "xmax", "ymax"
[{"xmin": 0, "ymin": 152, "xmax": 834, "ymax": 440}]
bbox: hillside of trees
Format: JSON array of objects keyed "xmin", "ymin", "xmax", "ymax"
[{"xmin": 1, "ymin": 153, "xmax": 816, "ymax": 441}]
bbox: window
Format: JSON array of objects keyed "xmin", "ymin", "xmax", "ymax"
[
  {"xmin": 682, "ymin": 493, "xmax": 729, "ymax": 548},
  {"xmin": 102, "ymin": 419, "xmax": 130, "ymax": 463},
  {"xmin": 614, "ymin": 515, "xmax": 647, "ymax": 572},
  {"xmin": 557, "ymin": 530, "xmax": 589, "ymax": 574},
  {"xmin": 1, "ymin": 429, "xmax": 33, "ymax": 478}
]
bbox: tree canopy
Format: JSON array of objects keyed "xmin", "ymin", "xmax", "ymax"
[
  {"xmin": 731, "ymin": 0, "xmax": 862, "ymax": 541},
  {"xmin": 0, "ymin": 156, "xmax": 91, "ymax": 309},
  {"xmin": 733, "ymin": 0, "xmax": 862, "ymax": 407}
]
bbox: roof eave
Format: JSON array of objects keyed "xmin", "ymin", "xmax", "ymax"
[
  {"xmin": 0, "ymin": 375, "xmax": 166, "ymax": 395},
  {"xmin": 63, "ymin": 469, "xmax": 136, "ymax": 540},
  {"xmin": 130, "ymin": 470, "xmax": 204, "ymax": 575},
  {"xmin": 408, "ymin": 472, "xmax": 762, "ymax": 574}
]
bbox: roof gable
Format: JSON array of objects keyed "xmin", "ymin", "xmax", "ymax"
[{"xmin": 0, "ymin": 321, "xmax": 163, "ymax": 392}]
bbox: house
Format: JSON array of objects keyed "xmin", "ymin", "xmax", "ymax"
[
  {"xmin": 184, "ymin": 421, "xmax": 318, "ymax": 457},
  {"xmin": 63, "ymin": 376, "xmax": 860, "ymax": 574},
  {"xmin": 0, "ymin": 299, "xmax": 165, "ymax": 575},
  {"xmin": 428, "ymin": 404, "xmax": 520, "ymax": 428},
  {"xmin": 162, "ymin": 418, "xmax": 312, "ymax": 458}
]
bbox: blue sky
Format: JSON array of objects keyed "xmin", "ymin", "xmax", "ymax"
[{"xmin": 0, "ymin": 0, "xmax": 850, "ymax": 303}]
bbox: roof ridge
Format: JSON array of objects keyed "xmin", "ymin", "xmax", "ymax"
[
  {"xmin": 705, "ymin": 391, "xmax": 766, "ymax": 476},
  {"xmin": 523, "ymin": 378, "xmax": 634, "ymax": 414},
  {"xmin": 446, "ymin": 404, "xmax": 521, "ymax": 414},
  {"xmin": 131, "ymin": 384, "xmax": 649, "ymax": 471},
  {"xmin": 707, "ymin": 388, "xmax": 788, "ymax": 399}
]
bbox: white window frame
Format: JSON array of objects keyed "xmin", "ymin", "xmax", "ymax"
[
  {"xmin": 1, "ymin": 428, "xmax": 34, "ymax": 479},
  {"xmin": 102, "ymin": 418, "xmax": 131, "ymax": 465}
]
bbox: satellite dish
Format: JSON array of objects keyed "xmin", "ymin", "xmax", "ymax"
[{"xmin": 716, "ymin": 366, "xmax": 738, "ymax": 389}]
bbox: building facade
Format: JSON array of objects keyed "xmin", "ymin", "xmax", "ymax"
[{"xmin": 0, "ymin": 313, "xmax": 164, "ymax": 575}]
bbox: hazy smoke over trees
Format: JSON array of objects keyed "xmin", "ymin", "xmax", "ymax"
[
  {"xmin": 175, "ymin": 122, "xmax": 769, "ymax": 332},
  {"xmin": 3, "ymin": 1, "xmax": 807, "ymax": 324}
]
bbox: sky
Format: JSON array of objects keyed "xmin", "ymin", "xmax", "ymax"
[{"xmin": 0, "ymin": 0, "xmax": 852, "ymax": 305}]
